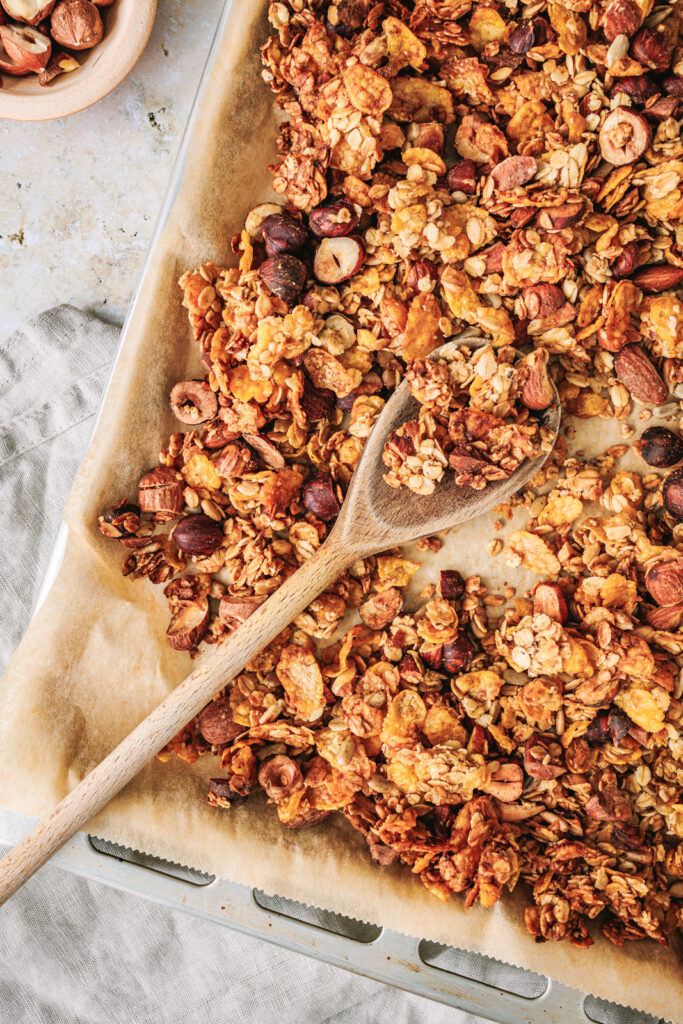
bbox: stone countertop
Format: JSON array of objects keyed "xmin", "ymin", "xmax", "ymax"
[{"xmin": 0, "ymin": 0, "xmax": 223, "ymax": 338}]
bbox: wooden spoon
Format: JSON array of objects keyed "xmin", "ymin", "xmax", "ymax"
[{"xmin": 0, "ymin": 341, "xmax": 560, "ymax": 904}]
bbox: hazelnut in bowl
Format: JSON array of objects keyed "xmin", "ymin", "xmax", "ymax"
[{"xmin": 0, "ymin": 0, "xmax": 157, "ymax": 121}]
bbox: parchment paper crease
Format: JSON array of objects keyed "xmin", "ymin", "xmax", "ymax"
[{"xmin": 0, "ymin": 0, "xmax": 680, "ymax": 1016}]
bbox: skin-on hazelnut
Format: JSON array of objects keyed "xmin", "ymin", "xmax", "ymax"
[
  {"xmin": 0, "ymin": 21, "xmax": 50, "ymax": 71},
  {"xmin": 50, "ymin": 0, "xmax": 103, "ymax": 50},
  {"xmin": 0, "ymin": 0, "xmax": 55, "ymax": 25}
]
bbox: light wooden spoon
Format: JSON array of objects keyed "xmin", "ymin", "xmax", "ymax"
[{"xmin": 0, "ymin": 341, "xmax": 560, "ymax": 904}]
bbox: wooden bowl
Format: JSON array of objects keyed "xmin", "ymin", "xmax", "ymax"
[{"xmin": 0, "ymin": 0, "xmax": 157, "ymax": 121}]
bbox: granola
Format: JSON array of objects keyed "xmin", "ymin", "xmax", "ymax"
[
  {"xmin": 382, "ymin": 346, "xmax": 555, "ymax": 493},
  {"xmin": 98, "ymin": 0, "xmax": 683, "ymax": 955}
]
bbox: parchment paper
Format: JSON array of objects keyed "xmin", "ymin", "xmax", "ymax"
[{"xmin": 1, "ymin": 0, "xmax": 681, "ymax": 1016}]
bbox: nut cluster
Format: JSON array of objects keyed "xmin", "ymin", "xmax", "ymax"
[
  {"xmin": 0, "ymin": 0, "xmax": 113, "ymax": 86},
  {"xmin": 99, "ymin": 0, "xmax": 683, "ymax": 955}
]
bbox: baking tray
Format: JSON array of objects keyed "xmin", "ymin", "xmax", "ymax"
[{"xmin": 0, "ymin": 4, "xmax": 670, "ymax": 1022}]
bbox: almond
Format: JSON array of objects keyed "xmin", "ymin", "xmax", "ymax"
[
  {"xmin": 138, "ymin": 466, "xmax": 184, "ymax": 520},
  {"xmin": 614, "ymin": 344, "xmax": 668, "ymax": 405},
  {"xmin": 490, "ymin": 155, "xmax": 537, "ymax": 191},
  {"xmin": 630, "ymin": 264, "xmax": 683, "ymax": 293},
  {"xmin": 166, "ymin": 598, "xmax": 209, "ymax": 651},
  {"xmin": 645, "ymin": 560, "xmax": 683, "ymax": 607},
  {"xmin": 519, "ymin": 349, "xmax": 555, "ymax": 411}
]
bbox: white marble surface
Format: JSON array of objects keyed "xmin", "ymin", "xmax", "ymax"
[{"xmin": 0, "ymin": 0, "xmax": 223, "ymax": 337}]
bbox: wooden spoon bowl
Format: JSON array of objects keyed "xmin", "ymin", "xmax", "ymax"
[{"xmin": 343, "ymin": 339, "xmax": 561, "ymax": 552}]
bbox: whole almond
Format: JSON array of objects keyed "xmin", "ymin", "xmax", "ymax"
[
  {"xmin": 630, "ymin": 264, "xmax": 683, "ymax": 293},
  {"xmin": 645, "ymin": 560, "xmax": 683, "ymax": 607},
  {"xmin": 614, "ymin": 344, "xmax": 668, "ymax": 405}
]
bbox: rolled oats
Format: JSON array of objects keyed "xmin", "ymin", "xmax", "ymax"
[{"xmin": 100, "ymin": 0, "xmax": 683, "ymax": 956}]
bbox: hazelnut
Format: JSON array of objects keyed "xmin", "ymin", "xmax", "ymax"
[
  {"xmin": 535, "ymin": 201, "xmax": 583, "ymax": 231},
  {"xmin": 484, "ymin": 763, "xmax": 524, "ymax": 803},
  {"xmin": 480, "ymin": 241, "xmax": 505, "ymax": 274},
  {"xmin": 406, "ymin": 258, "xmax": 437, "ymax": 293},
  {"xmin": 166, "ymin": 598, "xmax": 209, "ymax": 651},
  {"xmin": 0, "ymin": 0, "xmax": 55, "ymax": 25},
  {"xmin": 442, "ymin": 634, "xmax": 474, "ymax": 673},
  {"xmin": 38, "ymin": 48, "xmax": 79, "ymax": 85},
  {"xmin": 522, "ymin": 283, "xmax": 564, "ymax": 320},
  {"xmin": 446, "ymin": 159, "xmax": 476, "ymax": 194},
  {"xmin": 207, "ymin": 778, "xmax": 244, "ymax": 809},
  {"xmin": 300, "ymin": 374, "xmax": 336, "ymax": 421},
  {"xmin": 261, "ymin": 212, "xmax": 308, "ymax": 256},
  {"xmin": 611, "ymin": 240, "xmax": 640, "ymax": 279},
  {"xmin": 598, "ymin": 108, "xmax": 650, "ymax": 166},
  {"xmin": 644, "ymin": 96, "xmax": 681, "ymax": 122},
  {"xmin": 50, "ymin": 0, "xmax": 103, "ymax": 49},
  {"xmin": 662, "ymin": 469, "xmax": 683, "ymax": 519},
  {"xmin": 200, "ymin": 420, "xmax": 240, "ymax": 450},
  {"xmin": 439, "ymin": 570, "xmax": 465, "ymax": 601},
  {"xmin": 302, "ymin": 472, "xmax": 340, "ymax": 521},
  {"xmin": 663, "ymin": 75, "xmax": 683, "ymax": 97},
  {"xmin": 245, "ymin": 202, "xmax": 283, "ymax": 241},
  {"xmin": 420, "ymin": 645, "xmax": 443, "ymax": 670},
  {"xmin": 609, "ymin": 75, "xmax": 657, "ymax": 105},
  {"xmin": 313, "ymin": 235, "xmax": 366, "ymax": 284},
  {"xmin": 308, "ymin": 198, "xmax": 359, "ymax": 238},
  {"xmin": 630, "ymin": 27, "xmax": 670, "ymax": 71},
  {"xmin": 199, "ymin": 696, "xmax": 244, "ymax": 744},
  {"xmin": 635, "ymin": 427, "xmax": 683, "ymax": 468},
  {"xmin": 172, "ymin": 514, "xmax": 224, "ymax": 555},
  {"xmin": 524, "ymin": 736, "xmax": 565, "ymax": 780},
  {"xmin": 645, "ymin": 560, "xmax": 683, "ymax": 607},
  {"xmin": 0, "ymin": 21, "xmax": 50, "ymax": 71},
  {"xmin": 258, "ymin": 755, "xmax": 303, "ymax": 800},
  {"xmin": 138, "ymin": 466, "xmax": 184, "ymax": 520},
  {"xmin": 258, "ymin": 253, "xmax": 307, "ymax": 305},
  {"xmin": 169, "ymin": 380, "xmax": 218, "ymax": 425}
]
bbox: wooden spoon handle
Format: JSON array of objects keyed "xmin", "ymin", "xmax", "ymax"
[{"xmin": 0, "ymin": 536, "xmax": 351, "ymax": 905}]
